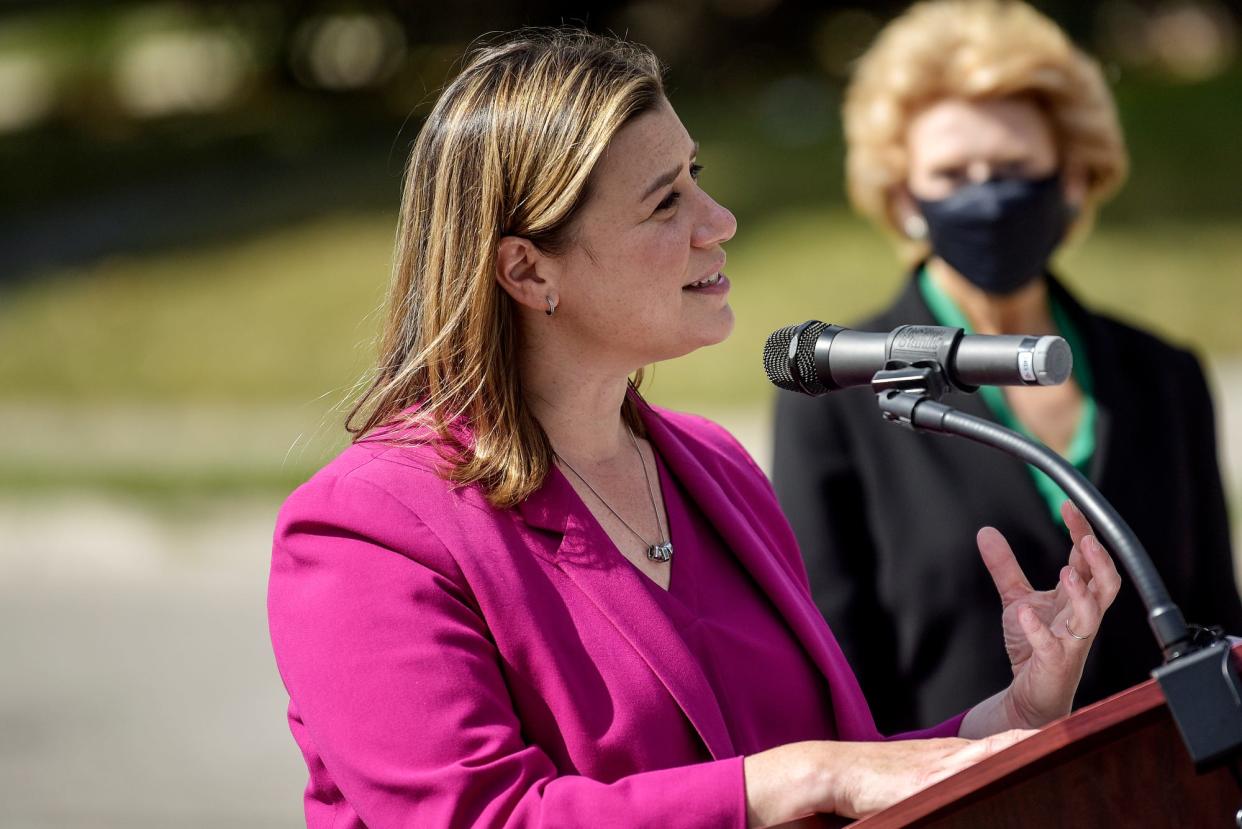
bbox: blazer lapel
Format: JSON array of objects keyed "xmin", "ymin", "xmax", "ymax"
[
  {"xmin": 517, "ymin": 466, "xmax": 736, "ymax": 759},
  {"xmin": 641, "ymin": 405, "xmax": 882, "ymax": 741},
  {"xmin": 1048, "ymin": 275, "xmax": 1115, "ymax": 483}
]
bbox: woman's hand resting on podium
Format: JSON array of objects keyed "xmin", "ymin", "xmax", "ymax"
[
  {"xmin": 960, "ymin": 500, "xmax": 1123, "ymax": 737},
  {"xmin": 744, "ymin": 729, "xmax": 1035, "ymax": 824}
]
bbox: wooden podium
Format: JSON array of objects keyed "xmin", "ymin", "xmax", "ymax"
[{"xmin": 849, "ymin": 674, "xmax": 1242, "ymax": 828}]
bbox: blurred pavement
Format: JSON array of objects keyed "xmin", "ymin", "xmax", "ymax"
[{"xmin": 1, "ymin": 495, "xmax": 301, "ymax": 828}]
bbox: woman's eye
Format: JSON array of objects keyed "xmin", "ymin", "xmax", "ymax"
[
  {"xmin": 654, "ymin": 164, "xmax": 703, "ymax": 214},
  {"xmin": 656, "ymin": 191, "xmax": 681, "ymax": 212}
]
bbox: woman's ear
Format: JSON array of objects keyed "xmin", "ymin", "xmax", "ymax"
[
  {"xmin": 495, "ymin": 236, "xmax": 557, "ymax": 313},
  {"xmin": 1063, "ymin": 164, "xmax": 1089, "ymax": 212},
  {"xmin": 890, "ymin": 187, "xmax": 928, "ymax": 241}
]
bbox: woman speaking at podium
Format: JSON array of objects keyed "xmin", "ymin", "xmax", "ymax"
[
  {"xmin": 268, "ymin": 28, "xmax": 1120, "ymax": 827},
  {"xmin": 773, "ymin": 0, "xmax": 1242, "ymax": 736}
]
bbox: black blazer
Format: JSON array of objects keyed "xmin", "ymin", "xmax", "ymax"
[{"xmin": 772, "ymin": 273, "xmax": 1242, "ymax": 733}]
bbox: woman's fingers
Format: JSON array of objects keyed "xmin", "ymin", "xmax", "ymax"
[
  {"xmin": 919, "ymin": 730, "xmax": 1036, "ymax": 794},
  {"xmin": 1060, "ymin": 501, "xmax": 1094, "ymax": 583},
  {"xmin": 1017, "ymin": 604, "xmax": 1060, "ymax": 654},
  {"xmin": 1057, "ymin": 502, "xmax": 1122, "ymax": 607},
  {"xmin": 833, "ymin": 732, "xmax": 1036, "ymax": 818},
  {"xmin": 957, "ymin": 728, "xmax": 1035, "ymax": 763},
  {"xmin": 1060, "ymin": 500, "xmax": 1093, "ymax": 548},
  {"xmin": 1081, "ymin": 534, "xmax": 1123, "ymax": 609},
  {"xmin": 977, "ymin": 527, "xmax": 1033, "ymax": 605},
  {"xmin": 1057, "ymin": 564, "xmax": 1102, "ymax": 642}
]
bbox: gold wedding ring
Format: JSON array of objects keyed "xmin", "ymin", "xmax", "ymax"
[{"xmin": 1065, "ymin": 618, "xmax": 1091, "ymax": 640}]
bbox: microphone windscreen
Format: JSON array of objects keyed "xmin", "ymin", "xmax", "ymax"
[
  {"xmin": 764, "ymin": 321, "xmax": 827, "ymax": 394},
  {"xmin": 763, "ymin": 326, "xmax": 800, "ymax": 391}
]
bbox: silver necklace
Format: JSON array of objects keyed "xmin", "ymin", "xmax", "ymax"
[{"xmin": 554, "ymin": 427, "xmax": 673, "ymax": 563}]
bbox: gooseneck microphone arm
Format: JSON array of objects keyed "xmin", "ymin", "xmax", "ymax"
[
  {"xmin": 765, "ymin": 321, "xmax": 1242, "ymax": 772},
  {"xmin": 872, "ymin": 371, "xmax": 1242, "ymax": 773},
  {"xmin": 877, "ymin": 385, "xmax": 1191, "ymax": 658},
  {"xmin": 765, "ymin": 321, "xmax": 1190, "ymax": 655},
  {"xmin": 873, "ymin": 365, "xmax": 1242, "ymax": 775}
]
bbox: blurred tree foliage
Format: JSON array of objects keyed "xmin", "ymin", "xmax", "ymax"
[{"xmin": 2, "ymin": 0, "xmax": 1240, "ymax": 278}]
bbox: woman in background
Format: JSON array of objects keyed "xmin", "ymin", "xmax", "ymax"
[
  {"xmin": 773, "ymin": 0, "xmax": 1240, "ymax": 734},
  {"xmin": 268, "ymin": 27, "xmax": 1120, "ymax": 827}
]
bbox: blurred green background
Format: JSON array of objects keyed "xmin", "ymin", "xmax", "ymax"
[
  {"xmin": 3, "ymin": 0, "xmax": 1242, "ymax": 496},
  {"xmin": 2, "ymin": 1, "xmax": 1241, "ymax": 825}
]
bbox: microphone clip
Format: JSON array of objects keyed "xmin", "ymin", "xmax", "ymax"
[{"xmin": 872, "ymin": 361, "xmax": 950, "ymax": 429}]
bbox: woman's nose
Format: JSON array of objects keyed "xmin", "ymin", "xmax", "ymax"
[
  {"xmin": 693, "ymin": 192, "xmax": 737, "ymax": 248},
  {"xmin": 967, "ymin": 160, "xmax": 995, "ymax": 184}
]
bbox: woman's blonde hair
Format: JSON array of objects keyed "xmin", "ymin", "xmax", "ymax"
[
  {"xmin": 843, "ymin": 0, "xmax": 1128, "ymax": 256},
  {"xmin": 347, "ymin": 29, "xmax": 664, "ymax": 508}
]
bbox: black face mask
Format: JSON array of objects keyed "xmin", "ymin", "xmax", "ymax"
[{"xmin": 915, "ymin": 173, "xmax": 1070, "ymax": 295}]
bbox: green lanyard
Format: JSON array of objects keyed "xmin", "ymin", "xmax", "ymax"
[{"xmin": 917, "ymin": 267, "xmax": 1097, "ymax": 523}]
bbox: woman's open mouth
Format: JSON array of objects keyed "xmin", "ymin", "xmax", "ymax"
[{"xmin": 683, "ymin": 272, "xmax": 729, "ymax": 293}]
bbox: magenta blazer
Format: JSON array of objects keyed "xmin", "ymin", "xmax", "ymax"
[{"xmin": 268, "ymin": 401, "xmax": 965, "ymax": 827}]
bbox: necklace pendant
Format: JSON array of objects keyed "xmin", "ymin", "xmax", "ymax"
[{"xmin": 647, "ymin": 542, "xmax": 673, "ymax": 563}]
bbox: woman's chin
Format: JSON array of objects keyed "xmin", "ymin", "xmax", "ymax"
[
  {"xmin": 709, "ymin": 305, "xmax": 736, "ymax": 344},
  {"xmin": 663, "ymin": 309, "xmax": 736, "ymax": 360}
]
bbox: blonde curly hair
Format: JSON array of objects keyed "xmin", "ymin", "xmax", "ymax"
[{"xmin": 843, "ymin": 0, "xmax": 1128, "ymax": 257}]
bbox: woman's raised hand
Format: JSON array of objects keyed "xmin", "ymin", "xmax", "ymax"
[
  {"xmin": 745, "ymin": 501, "xmax": 1121, "ymax": 827},
  {"xmin": 975, "ymin": 500, "xmax": 1123, "ymax": 729}
]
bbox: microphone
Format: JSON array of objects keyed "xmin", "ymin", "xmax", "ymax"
[{"xmin": 763, "ymin": 322, "xmax": 1072, "ymax": 395}]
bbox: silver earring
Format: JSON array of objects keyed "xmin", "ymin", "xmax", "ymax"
[
  {"xmin": 903, "ymin": 214, "xmax": 928, "ymax": 241},
  {"xmin": 545, "ymin": 296, "xmax": 558, "ymax": 316}
]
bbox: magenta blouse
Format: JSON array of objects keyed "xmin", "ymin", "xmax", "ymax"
[{"xmin": 645, "ymin": 453, "xmax": 837, "ymax": 752}]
